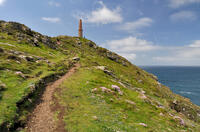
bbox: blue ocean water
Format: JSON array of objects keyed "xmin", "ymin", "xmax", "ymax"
[{"xmin": 141, "ymin": 66, "xmax": 200, "ymax": 106}]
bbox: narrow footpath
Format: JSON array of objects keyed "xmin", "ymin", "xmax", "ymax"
[{"xmin": 25, "ymin": 64, "xmax": 80, "ymax": 132}]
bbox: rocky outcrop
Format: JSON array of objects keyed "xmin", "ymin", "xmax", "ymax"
[
  {"xmin": 7, "ymin": 55, "xmax": 21, "ymax": 61},
  {"xmin": 0, "ymin": 21, "xmax": 56, "ymax": 49},
  {"xmin": 97, "ymin": 47, "xmax": 129, "ymax": 66},
  {"xmin": 72, "ymin": 57, "xmax": 80, "ymax": 61},
  {"xmin": 170, "ymin": 99, "xmax": 200, "ymax": 122},
  {"xmin": 86, "ymin": 41, "xmax": 97, "ymax": 49}
]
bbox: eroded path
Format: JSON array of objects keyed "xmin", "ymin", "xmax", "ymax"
[{"xmin": 25, "ymin": 64, "xmax": 80, "ymax": 132}]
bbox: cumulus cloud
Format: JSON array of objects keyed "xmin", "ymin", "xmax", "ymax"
[
  {"xmin": 105, "ymin": 36, "xmax": 160, "ymax": 62},
  {"xmin": 120, "ymin": 53, "xmax": 137, "ymax": 61},
  {"xmin": 170, "ymin": 11, "xmax": 197, "ymax": 21},
  {"xmin": 106, "ymin": 36, "xmax": 159, "ymax": 53},
  {"xmin": 169, "ymin": 0, "xmax": 200, "ymax": 8},
  {"xmin": 153, "ymin": 48, "xmax": 200, "ymax": 63},
  {"xmin": 153, "ymin": 41, "xmax": 200, "ymax": 64},
  {"xmin": 75, "ymin": 1, "xmax": 122, "ymax": 24},
  {"xmin": 41, "ymin": 17, "xmax": 61, "ymax": 23},
  {"xmin": 106, "ymin": 37, "xmax": 200, "ymax": 65},
  {"xmin": 0, "ymin": 0, "xmax": 6, "ymax": 5},
  {"xmin": 118, "ymin": 17, "xmax": 153, "ymax": 32},
  {"xmin": 48, "ymin": 1, "xmax": 61, "ymax": 7},
  {"xmin": 189, "ymin": 40, "xmax": 200, "ymax": 47}
]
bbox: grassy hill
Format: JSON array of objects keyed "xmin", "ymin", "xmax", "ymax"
[{"xmin": 0, "ymin": 21, "xmax": 200, "ymax": 132}]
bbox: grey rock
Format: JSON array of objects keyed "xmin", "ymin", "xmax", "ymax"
[
  {"xmin": 95, "ymin": 66, "xmax": 106, "ymax": 71},
  {"xmin": 72, "ymin": 57, "xmax": 80, "ymax": 61},
  {"xmin": 104, "ymin": 70, "xmax": 114, "ymax": 76},
  {"xmin": 7, "ymin": 55, "xmax": 21, "ymax": 61},
  {"xmin": 111, "ymin": 85, "xmax": 120, "ymax": 91},
  {"xmin": 76, "ymin": 41, "xmax": 82, "ymax": 46},
  {"xmin": 106, "ymin": 51, "xmax": 118, "ymax": 62},
  {"xmin": 86, "ymin": 41, "xmax": 97, "ymax": 48},
  {"xmin": 25, "ymin": 56, "xmax": 35, "ymax": 62},
  {"xmin": 139, "ymin": 123, "xmax": 147, "ymax": 127},
  {"xmin": 125, "ymin": 99, "xmax": 136, "ymax": 105},
  {"xmin": 173, "ymin": 116, "xmax": 185, "ymax": 126}
]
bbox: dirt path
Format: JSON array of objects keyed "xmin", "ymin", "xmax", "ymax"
[{"xmin": 25, "ymin": 64, "xmax": 80, "ymax": 132}]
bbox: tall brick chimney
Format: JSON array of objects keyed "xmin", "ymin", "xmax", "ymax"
[{"xmin": 78, "ymin": 19, "xmax": 83, "ymax": 38}]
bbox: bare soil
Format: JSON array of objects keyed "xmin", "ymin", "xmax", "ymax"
[{"xmin": 25, "ymin": 64, "xmax": 80, "ymax": 132}]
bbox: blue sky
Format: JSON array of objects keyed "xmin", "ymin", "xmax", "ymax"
[{"xmin": 1, "ymin": 0, "xmax": 200, "ymax": 66}]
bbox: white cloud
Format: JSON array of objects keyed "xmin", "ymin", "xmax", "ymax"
[
  {"xmin": 169, "ymin": 0, "xmax": 200, "ymax": 8},
  {"xmin": 48, "ymin": 1, "xmax": 60, "ymax": 7},
  {"xmin": 170, "ymin": 11, "xmax": 197, "ymax": 21},
  {"xmin": 105, "ymin": 36, "xmax": 160, "ymax": 62},
  {"xmin": 0, "ymin": 0, "xmax": 6, "ymax": 5},
  {"xmin": 153, "ymin": 48, "xmax": 200, "ymax": 63},
  {"xmin": 153, "ymin": 41, "xmax": 200, "ymax": 64},
  {"xmin": 189, "ymin": 40, "xmax": 200, "ymax": 47},
  {"xmin": 181, "ymin": 48, "xmax": 200, "ymax": 58},
  {"xmin": 41, "ymin": 17, "xmax": 61, "ymax": 23},
  {"xmin": 106, "ymin": 36, "xmax": 159, "ymax": 53},
  {"xmin": 105, "ymin": 37, "xmax": 200, "ymax": 65},
  {"xmin": 118, "ymin": 17, "xmax": 153, "ymax": 32},
  {"xmin": 120, "ymin": 53, "xmax": 137, "ymax": 61},
  {"xmin": 75, "ymin": 1, "xmax": 122, "ymax": 24}
]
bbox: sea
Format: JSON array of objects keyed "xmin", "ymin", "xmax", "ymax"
[{"xmin": 141, "ymin": 66, "xmax": 200, "ymax": 106}]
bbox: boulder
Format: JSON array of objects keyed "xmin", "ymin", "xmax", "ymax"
[
  {"xmin": 104, "ymin": 70, "xmax": 114, "ymax": 77},
  {"xmin": 125, "ymin": 99, "xmax": 136, "ymax": 105},
  {"xmin": 91, "ymin": 88, "xmax": 98, "ymax": 93},
  {"xmin": 41, "ymin": 36, "xmax": 55, "ymax": 49},
  {"xmin": 25, "ymin": 56, "xmax": 35, "ymax": 62},
  {"xmin": 72, "ymin": 57, "xmax": 80, "ymax": 61},
  {"xmin": 121, "ymin": 60, "xmax": 128, "ymax": 67},
  {"xmin": 15, "ymin": 71, "xmax": 26, "ymax": 79},
  {"xmin": 111, "ymin": 85, "xmax": 123, "ymax": 95},
  {"xmin": 86, "ymin": 41, "xmax": 97, "ymax": 48},
  {"xmin": 95, "ymin": 66, "xmax": 106, "ymax": 71},
  {"xmin": 19, "ymin": 55, "xmax": 26, "ymax": 59},
  {"xmin": 106, "ymin": 51, "xmax": 119, "ymax": 62},
  {"xmin": 92, "ymin": 116, "xmax": 98, "ymax": 120},
  {"xmin": 118, "ymin": 82, "xmax": 126, "ymax": 88},
  {"xmin": 173, "ymin": 116, "xmax": 185, "ymax": 126},
  {"xmin": 170, "ymin": 100, "xmax": 200, "ymax": 122},
  {"xmin": 139, "ymin": 123, "xmax": 147, "ymax": 127},
  {"xmin": 7, "ymin": 55, "xmax": 21, "ymax": 61},
  {"xmin": 139, "ymin": 93, "xmax": 147, "ymax": 99},
  {"xmin": 100, "ymin": 87, "xmax": 112, "ymax": 93},
  {"xmin": 76, "ymin": 41, "xmax": 82, "ymax": 46},
  {"xmin": 159, "ymin": 113, "xmax": 164, "ymax": 116},
  {"xmin": 111, "ymin": 85, "xmax": 120, "ymax": 91}
]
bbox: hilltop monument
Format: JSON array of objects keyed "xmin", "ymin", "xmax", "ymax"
[{"xmin": 78, "ymin": 19, "xmax": 83, "ymax": 38}]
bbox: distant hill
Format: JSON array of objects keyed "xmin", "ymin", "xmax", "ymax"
[{"xmin": 0, "ymin": 21, "xmax": 199, "ymax": 132}]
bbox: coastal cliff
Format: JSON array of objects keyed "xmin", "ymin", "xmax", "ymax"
[{"xmin": 0, "ymin": 21, "xmax": 199, "ymax": 131}]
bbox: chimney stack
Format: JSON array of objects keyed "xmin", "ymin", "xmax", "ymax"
[{"xmin": 78, "ymin": 19, "xmax": 83, "ymax": 38}]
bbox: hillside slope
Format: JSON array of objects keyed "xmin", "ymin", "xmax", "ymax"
[{"xmin": 0, "ymin": 21, "xmax": 199, "ymax": 132}]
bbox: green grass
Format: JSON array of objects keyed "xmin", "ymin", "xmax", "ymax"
[
  {"xmin": 56, "ymin": 67, "xmax": 199, "ymax": 132},
  {"xmin": 0, "ymin": 22, "xmax": 199, "ymax": 131},
  {"xmin": 0, "ymin": 36, "xmax": 74, "ymax": 129}
]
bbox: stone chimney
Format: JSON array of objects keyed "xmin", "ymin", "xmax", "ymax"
[{"xmin": 78, "ymin": 19, "xmax": 83, "ymax": 38}]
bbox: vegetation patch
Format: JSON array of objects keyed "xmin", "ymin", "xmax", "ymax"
[{"xmin": 0, "ymin": 21, "xmax": 199, "ymax": 131}]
